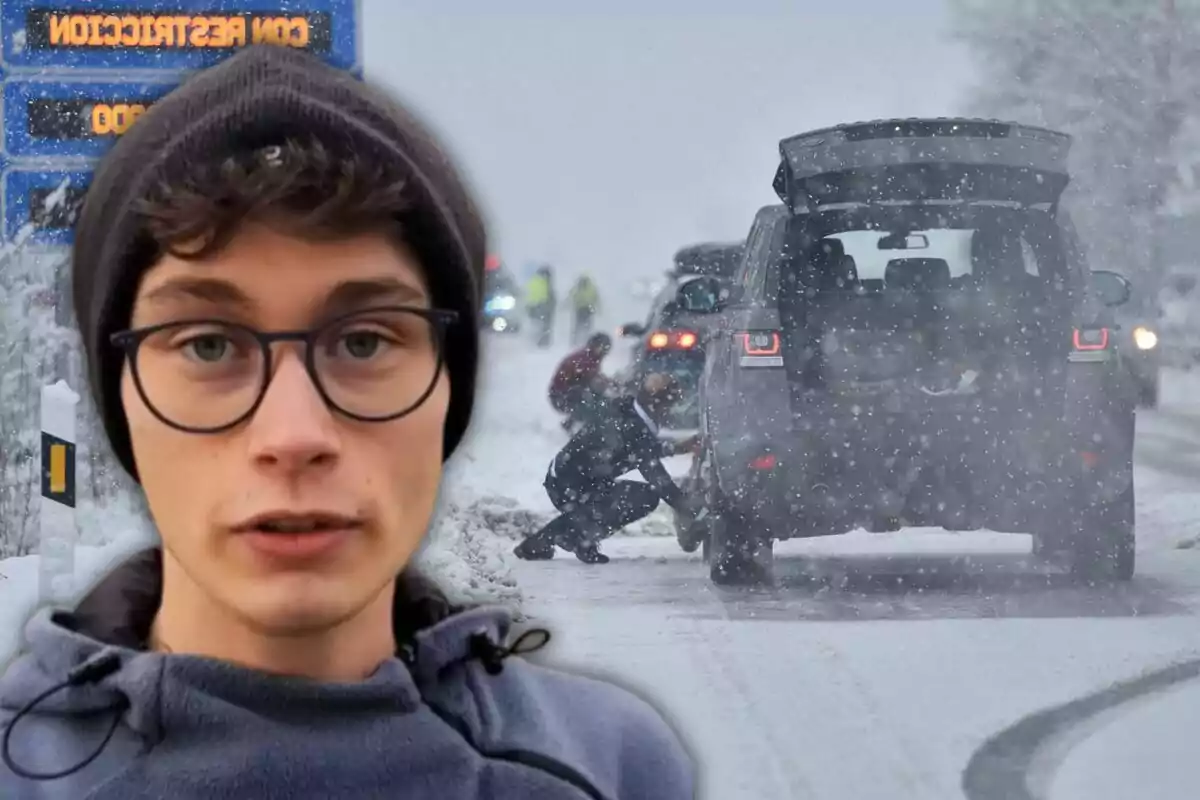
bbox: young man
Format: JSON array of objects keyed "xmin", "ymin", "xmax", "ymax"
[
  {"xmin": 517, "ymin": 374, "xmax": 704, "ymax": 564},
  {"xmin": 547, "ymin": 331, "xmax": 614, "ymax": 431},
  {"xmin": 0, "ymin": 46, "xmax": 692, "ymax": 799}
]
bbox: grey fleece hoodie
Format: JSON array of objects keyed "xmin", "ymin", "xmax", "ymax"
[{"xmin": 0, "ymin": 555, "xmax": 693, "ymax": 799}]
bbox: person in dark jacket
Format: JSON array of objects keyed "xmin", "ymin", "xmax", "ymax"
[
  {"xmin": 516, "ymin": 374, "xmax": 704, "ymax": 564},
  {"xmin": 548, "ymin": 332, "xmax": 614, "ymax": 431},
  {"xmin": 0, "ymin": 46, "xmax": 693, "ymax": 800}
]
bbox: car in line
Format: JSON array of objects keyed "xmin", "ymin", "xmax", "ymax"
[
  {"xmin": 481, "ymin": 256, "xmax": 522, "ymax": 334},
  {"xmin": 1108, "ymin": 284, "xmax": 1161, "ymax": 408},
  {"xmin": 616, "ymin": 241, "xmax": 742, "ymax": 429}
]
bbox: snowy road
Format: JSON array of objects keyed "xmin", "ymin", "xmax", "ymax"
[{"xmin": 476, "ymin": 339, "xmax": 1200, "ymax": 799}]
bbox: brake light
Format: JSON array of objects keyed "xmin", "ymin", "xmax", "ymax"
[
  {"xmin": 647, "ymin": 330, "xmax": 698, "ymax": 349},
  {"xmin": 749, "ymin": 453, "xmax": 777, "ymax": 470},
  {"xmin": 739, "ymin": 331, "xmax": 781, "ymax": 356},
  {"xmin": 1073, "ymin": 327, "xmax": 1109, "ymax": 351}
]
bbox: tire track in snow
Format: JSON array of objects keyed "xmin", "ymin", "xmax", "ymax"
[
  {"xmin": 703, "ymin": 583, "xmax": 943, "ymax": 799},
  {"xmin": 961, "ymin": 656, "xmax": 1200, "ymax": 800},
  {"xmin": 685, "ymin": 586, "xmax": 821, "ymax": 800},
  {"xmin": 513, "ymin": 552, "xmax": 808, "ymax": 799}
]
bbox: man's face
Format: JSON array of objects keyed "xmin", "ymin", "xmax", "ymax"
[{"xmin": 123, "ymin": 223, "xmax": 449, "ymax": 637}]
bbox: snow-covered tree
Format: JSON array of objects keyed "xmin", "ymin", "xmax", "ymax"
[{"xmin": 951, "ymin": 0, "xmax": 1200, "ymax": 284}]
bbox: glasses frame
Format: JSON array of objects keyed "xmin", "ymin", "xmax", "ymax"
[{"xmin": 109, "ymin": 305, "xmax": 460, "ymax": 434}]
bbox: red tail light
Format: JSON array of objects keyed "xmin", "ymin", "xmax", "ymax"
[
  {"xmin": 1073, "ymin": 327, "xmax": 1109, "ymax": 351},
  {"xmin": 739, "ymin": 331, "xmax": 781, "ymax": 356},
  {"xmin": 749, "ymin": 453, "xmax": 777, "ymax": 470},
  {"xmin": 647, "ymin": 330, "xmax": 698, "ymax": 349}
]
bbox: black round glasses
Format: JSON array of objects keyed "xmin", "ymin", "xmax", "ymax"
[{"xmin": 109, "ymin": 306, "xmax": 459, "ymax": 434}]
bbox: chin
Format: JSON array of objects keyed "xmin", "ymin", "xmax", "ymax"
[{"xmin": 231, "ymin": 574, "xmax": 370, "ymax": 636}]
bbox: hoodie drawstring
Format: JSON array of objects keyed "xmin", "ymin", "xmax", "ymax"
[
  {"xmin": 2, "ymin": 651, "xmax": 127, "ymax": 782},
  {"xmin": 468, "ymin": 628, "xmax": 552, "ymax": 676}
]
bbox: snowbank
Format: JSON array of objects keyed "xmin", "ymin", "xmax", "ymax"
[{"xmin": 420, "ymin": 492, "xmax": 526, "ymax": 607}]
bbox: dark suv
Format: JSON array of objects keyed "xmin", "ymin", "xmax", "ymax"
[{"xmin": 686, "ymin": 118, "xmax": 1137, "ymax": 586}]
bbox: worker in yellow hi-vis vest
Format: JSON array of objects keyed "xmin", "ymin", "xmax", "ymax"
[
  {"xmin": 525, "ymin": 264, "xmax": 556, "ymax": 348},
  {"xmin": 567, "ymin": 274, "xmax": 601, "ymax": 346}
]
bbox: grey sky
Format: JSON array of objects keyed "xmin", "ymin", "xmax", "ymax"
[{"xmin": 362, "ymin": 0, "xmax": 976, "ymax": 301}]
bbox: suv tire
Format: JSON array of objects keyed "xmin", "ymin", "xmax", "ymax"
[
  {"xmin": 1067, "ymin": 484, "xmax": 1135, "ymax": 582},
  {"xmin": 705, "ymin": 488, "xmax": 773, "ymax": 586},
  {"xmin": 1035, "ymin": 483, "xmax": 1135, "ymax": 583}
]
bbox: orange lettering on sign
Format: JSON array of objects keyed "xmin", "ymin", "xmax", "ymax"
[
  {"xmin": 90, "ymin": 103, "xmax": 149, "ymax": 136},
  {"xmin": 45, "ymin": 13, "xmax": 313, "ymax": 50}
]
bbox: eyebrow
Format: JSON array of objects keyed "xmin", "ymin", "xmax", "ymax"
[
  {"xmin": 322, "ymin": 277, "xmax": 430, "ymax": 314},
  {"xmin": 138, "ymin": 276, "xmax": 430, "ymax": 317},
  {"xmin": 141, "ymin": 277, "xmax": 255, "ymax": 309}
]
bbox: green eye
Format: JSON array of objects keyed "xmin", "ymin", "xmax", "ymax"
[
  {"xmin": 342, "ymin": 331, "xmax": 384, "ymax": 359},
  {"xmin": 183, "ymin": 334, "xmax": 233, "ymax": 363}
]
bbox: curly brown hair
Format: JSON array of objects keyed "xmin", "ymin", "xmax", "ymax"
[{"xmin": 132, "ymin": 135, "xmax": 413, "ymax": 262}]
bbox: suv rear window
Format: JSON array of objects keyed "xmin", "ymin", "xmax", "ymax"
[{"xmin": 829, "ymin": 227, "xmax": 1043, "ymax": 283}]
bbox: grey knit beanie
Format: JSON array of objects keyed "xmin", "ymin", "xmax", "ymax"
[{"xmin": 71, "ymin": 45, "xmax": 487, "ymax": 481}]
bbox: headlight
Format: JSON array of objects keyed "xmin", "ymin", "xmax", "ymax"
[
  {"xmin": 485, "ymin": 294, "xmax": 516, "ymax": 312},
  {"xmin": 1133, "ymin": 326, "xmax": 1158, "ymax": 350}
]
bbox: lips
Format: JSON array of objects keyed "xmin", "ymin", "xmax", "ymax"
[
  {"xmin": 234, "ymin": 512, "xmax": 363, "ymax": 562},
  {"xmin": 234, "ymin": 512, "xmax": 362, "ymax": 534}
]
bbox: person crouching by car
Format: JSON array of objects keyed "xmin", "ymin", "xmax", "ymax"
[
  {"xmin": 516, "ymin": 373, "xmax": 705, "ymax": 564},
  {"xmin": 548, "ymin": 332, "xmax": 615, "ymax": 432}
]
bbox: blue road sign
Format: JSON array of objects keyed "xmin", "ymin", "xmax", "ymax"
[
  {"xmin": 3, "ymin": 167, "xmax": 92, "ymax": 247},
  {"xmin": 4, "ymin": 78, "xmax": 180, "ymax": 159},
  {"xmin": 1, "ymin": 0, "xmax": 361, "ymax": 73}
]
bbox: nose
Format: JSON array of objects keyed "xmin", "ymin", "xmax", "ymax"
[{"xmin": 245, "ymin": 349, "xmax": 341, "ymax": 473}]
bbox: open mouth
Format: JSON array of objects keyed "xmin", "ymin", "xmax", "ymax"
[
  {"xmin": 237, "ymin": 513, "xmax": 362, "ymax": 535},
  {"xmin": 254, "ymin": 517, "xmax": 360, "ymax": 534}
]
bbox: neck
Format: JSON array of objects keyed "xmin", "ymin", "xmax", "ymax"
[{"xmin": 152, "ymin": 551, "xmax": 397, "ymax": 682}]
